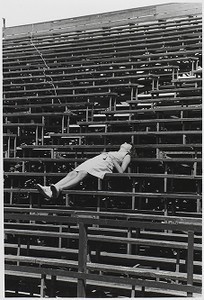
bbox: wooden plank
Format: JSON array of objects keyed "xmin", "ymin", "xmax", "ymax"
[
  {"xmin": 156, "ymin": 3, "xmax": 202, "ymax": 20},
  {"xmin": 3, "ymin": 64, "xmax": 179, "ymax": 78},
  {"xmin": 4, "ymin": 255, "xmax": 202, "ymax": 283},
  {"xmin": 3, "ymin": 15, "xmax": 201, "ymax": 46},
  {"xmin": 3, "ymin": 123, "xmax": 44, "ymax": 127},
  {"xmin": 4, "ymin": 213, "xmax": 202, "ymax": 232},
  {"xmin": 3, "ymin": 91, "xmax": 117, "ymax": 102},
  {"xmin": 17, "ymin": 143, "xmax": 202, "ymax": 150},
  {"xmin": 4, "ymin": 228, "xmax": 201, "ymax": 250},
  {"xmin": 187, "ymin": 231, "xmax": 195, "ymax": 297},
  {"xmin": 150, "ymin": 87, "xmax": 202, "ymax": 94},
  {"xmin": 5, "ymin": 264, "xmax": 201, "ymax": 294},
  {"xmin": 102, "ymin": 105, "xmax": 202, "ymax": 114},
  {"xmin": 5, "ymin": 243, "xmax": 201, "ymax": 268},
  {"xmin": 3, "ymin": 41, "xmax": 200, "ymax": 65},
  {"xmin": 4, "ymin": 188, "xmax": 202, "ymax": 200},
  {"xmin": 4, "ymin": 83, "xmax": 140, "ymax": 94},
  {"xmin": 50, "ymin": 130, "xmax": 202, "ymax": 137},
  {"xmin": 4, "ymin": 206, "xmax": 202, "ymax": 224},
  {"xmin": 3, "ymin": 171, "xmax": 202, "ymax": 180},
  {"xmin": 127, "ymin": 96, "xmax": 202, "ymax": 104},
  {"xmin": 77, "ymin": 222, "xmax": 88, "ymax": 297}
]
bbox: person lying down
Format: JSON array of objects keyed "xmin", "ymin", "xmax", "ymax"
[{"xmin": 36, "ymin": 142, "xmax": 132, "ymax": 200}]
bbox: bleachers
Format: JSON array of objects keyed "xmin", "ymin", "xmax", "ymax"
[{"xmin": 3, "ymin": 2, "xmax": 202, "ymax": 298}]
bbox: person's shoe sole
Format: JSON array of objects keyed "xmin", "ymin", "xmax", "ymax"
[
  {"xmin": 50, "ymin": 184, "xmax": 60, "ymax": 199},
  {"xmin": 36, "ymin": 184, "xmax": 52, "ymax": 200}
]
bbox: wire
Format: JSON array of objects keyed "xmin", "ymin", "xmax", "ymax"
[{"xmin": 30, "ymin": 25, "xmax": 61, "ymax": 104}]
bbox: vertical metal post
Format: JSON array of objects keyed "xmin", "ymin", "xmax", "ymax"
[
  {"xmin": 127, "ymin": 227, "xmax": 132, "ymax": 255},
  {"xmin": 97, "ymin": 179, "xmax": 102, "ymax": 213},
  {"xmin": 131, "ymin": 285, "xmax": 136, "ymax": 297},
  {"xmin": 59, "ymin": 224, "xmax": 62, "ymax": 248},
  {"xmin": 50, "ymin": 275, "xmax": 57, "ymax": 297},
  {"xmin": 2, "ymin": 18, "xmax": 5, "ymax": 38},
  {"xmin": 175, "ymin": 250, "xmax": 180, "ymax": 284},
  {"xmin": 187, "ymin": 230, "xmax": 194, "ymax": 297},
  {"xmin": 135, "ymin": 228, "xmax": 140, "ymax": 254},
  {"xmin": 62, "ymin": 116, "xmax": 65, "ymax": 133},
  {"xmin": 42, "ymin": 116, "xmax": 45, "ymax": 145},
  {"xmin": 8, "ymin": 136, "xmax": 10, "ymax": 158},
  {"xmin": 131, "ymin": 179, "xmax": 136, "ymax": 210},
  {"xmin": 35, "ymin": 126, "xmax": 38, "ymax": 145},
  {"xmin": 86, "ymin": 105, "xmax": 89, "ymax": 122},
  {"xmin": 17, "ymin": 237, "xmax": 21, "ymax": 266},
  {"xmin": 196, "ymin": 181, "xmax": 201, "ymax": 213},
  {"xmin": 40, "ymin": 274, "xmax": 46, "ymax": 297},
  {"xmin": 164, "ymin": 164, "xmax": 168, "ymax": 217},
  {"xmin": 77, "ymin": 222, "xmax": 88, "ymax": 297},
  {"xmin": 14, "ymin": 136, "xmax": 17, "ymax": 158},
  {"xmin": 3, "ymin": 18, "xmax": 6, "ymax": 28}
]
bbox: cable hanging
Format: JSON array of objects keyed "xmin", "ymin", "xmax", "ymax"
[{"xmin": 30, "ymin": 25, "xmax": 62, "ymax": 104}]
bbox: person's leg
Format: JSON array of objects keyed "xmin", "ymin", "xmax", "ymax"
[
  {"xmin": 51, "ymin": 170, "xmax": 88, "ymax": 198},
  {"xmin": 55, "ymin": 170, "xmax": 79, "ymax": 189},
  {"xmin": 36, "ymin": 170, "xmax": 78, "ymax": 199}
]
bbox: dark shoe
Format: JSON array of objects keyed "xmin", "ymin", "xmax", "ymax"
[{"xmin": 50, "ymin": 184, "xmax": 60, "ymax": 199}]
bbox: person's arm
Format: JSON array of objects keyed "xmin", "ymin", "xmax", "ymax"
[{"xmin": 109, "ymin": 154, "xmax": 131, "ymax": 173}]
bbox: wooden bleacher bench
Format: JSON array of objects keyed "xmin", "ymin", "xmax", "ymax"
[
  {"xmin": 3, "ymin": 133, "xmax": 17, "ymax": 137},
  {"xmin": 5, "ymin": 222, "xmax": 202, "ymax": 242},
  {"xmin": 4, "ymin": 243, "xmax": 202, "ymax": 271},
  {"xmin": 4, "ymin": 187, "xmax": 202, "ymax": 201},
  {"xmin": 3, "ymin": 101, "xmax": 95, "ymax": 109},
  {"xmin": 3, "ymin": 6, "xmax": 202, "ymax": 298},
  {"xmin": 4, "ymin": 83, "xmax": 140, "ymax": 96},
  {"xmin": 4, "ymin": 206, "xmax": 200, "ymax": 219},
  {"xmin": 127, "ymin": 96, "xmax": 201, "ymax": 105},
  {"xmin": 150, "ymin": 86, "xmax": 202, "ymax": 95},
  {"xmin": 5, "ymin": 60, "xmax": 178, "ymax": 74},
  {"xmin": 3, "ymin": 56, "xmax": 188, "ymax": 75},
  {"xmin": 49, "ymin": 130, "xmax": 202, "ymax": 138},
  {"xmin": 3, "ymin": 47, "xmax": 200, "ymax": 78},
  {"xmin": 4, "ymin": 39, "xmax": 200, "ymax": 68},
  {"xmin": 101, "ymin": 104, "xmax": 202, "ymax": 116},
  {"xmin": 60, "ymin": 190, "xmax": 202, "ymax": 202},
  {"xmin": 5, "ymin": 254, "xmax": 202, "ymax": 284},
  {"xmin": 5, "ymin": 264, "xmax": 201, "ymax": 297},
  {"xmin": 3, "ymin": 74, "xmax": 158, "ymax": 89},
  {"xmin": 3, "ymin": 20, "xmax": 201, "ymax": 55},
  {"xmin": 3, "ymin": 111, "xmax": 74, "ymax": 117},
  {"xmin": 4, "ymin": 171, "xmax": 202, "ymax": 180},
  {"xmin": 172, "ymin": 78, "xmax": 201, "ymax": 84},
  {"xmin": 3, "ymin": 54, "xmax": 199, "ymax": 72},
  {"xmin": 77, "ymin": 117, "xmax": 202, "ymax": 127},
  {"xmin": 3, "ymin": 54, "xmax": 196, "ymax": 82},
  {"xmin": 18, "ymin": 143, "xmax": 202, "ymax": 151},
  {"xmin": 3, "ymin": 91, "xmax": 118, "ymax": 102},
  {"xmin": 3, "ymin": 27, "xmax": 201, "ymax": 61},
  {"xmin": 3, "ymin": 14, "xmax": 201, "ymax": 44},
  {"xmin": 4, "ymin": 72, "xmax": 159, "ymax": 84},
  {"xmin": 4, "ymin": 206, "xmax": 202, "ymax": 296},
  {"xmin": 3, "ymin": 122, "xmax": 44, "ymax": 127},
  {"xmin": 3, "ymin": 66, "xmax": 179, "ymax": 89}
]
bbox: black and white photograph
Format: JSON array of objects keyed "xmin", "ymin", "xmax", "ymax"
[{"xmin": 1, "ymin": 0, "xmax": 202, "ymax": 298}]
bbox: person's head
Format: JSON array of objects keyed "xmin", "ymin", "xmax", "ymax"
[
  {"xmin": 120, "ymin": 142, "xmax": 132, "ymax": 153},
  {"xmin": 120, "ymin": 142, "xmax": 137, "ymax": 157}
]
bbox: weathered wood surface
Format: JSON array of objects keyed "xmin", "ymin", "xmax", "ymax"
[{"xmin": 3, "ymin": 3, "xmax": 202, "ymax": 39}]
